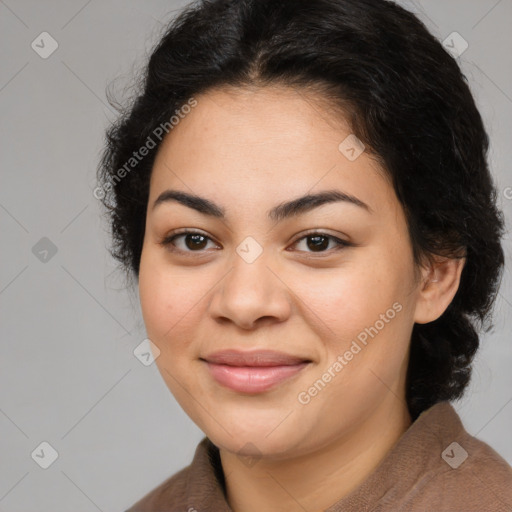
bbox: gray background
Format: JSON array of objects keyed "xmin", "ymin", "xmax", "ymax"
[{"xmin": 1, "ymin": 1, "xmax": 511, "ymax": 510}]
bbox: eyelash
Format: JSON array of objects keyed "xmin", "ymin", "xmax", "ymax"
[{"xmin": 158, "ymin": 229, "xmax": 352, "ymax": 256}]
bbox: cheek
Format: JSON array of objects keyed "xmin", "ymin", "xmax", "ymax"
[
  {"xmin": 295, "ymin": 258, "xmax": 411, "ymax": 369},
  {"xmin": 139, "ymin": 278, "xmax": 186, "ymax": 341},
  {"xmin": 138, "ymin": 253, "xmax": 213, "ymax": 341},
  {"xmin": 138, "ymin": 251, "xmax": 180, "ymax": 338},
  {"xmin": 289, "ymin": 261, "xmax": 394, "ymax": 332}
]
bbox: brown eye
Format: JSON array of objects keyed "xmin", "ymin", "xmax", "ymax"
[
  {"xmin": 159, "ymin": 230, "xmax": 350, "ymax": 256},
  {"xmin": 291, "ymin": 232, "xmax": 350, "ymax": 254},
  {"xmin": 159, "ymin": 231, "xmax": 218, "ymax": 253},
  {"xmin": 183, "ymin": 233, "xmax": 208, "ymax": 250},
  {"xmin": 306, "ymin": 235, "xmax": 330, "ymax": 252}
]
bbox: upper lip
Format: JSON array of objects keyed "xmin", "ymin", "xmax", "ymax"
[{"xmin": 201, "ymin": 349, "xmax": 311, "ymax": 367}]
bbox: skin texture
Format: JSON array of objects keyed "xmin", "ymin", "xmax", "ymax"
[{"xmin": 138, "ymin": 86, "xmax": 465, "ymax": 512}]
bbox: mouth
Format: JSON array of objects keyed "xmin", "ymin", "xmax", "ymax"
[{"xmin": 200, "ymin": 349, "xmax": 312, "ymax": 393}]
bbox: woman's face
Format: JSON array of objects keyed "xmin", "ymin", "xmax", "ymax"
[{"xmin": 138, "ymin": 86, "xmax": 424, "ymax": 458}]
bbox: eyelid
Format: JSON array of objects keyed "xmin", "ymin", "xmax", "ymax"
[
  {"xmin": 159, "ymin": 228, "xmax": 352, "ymax": 255},
  {"xmin": 288, "ymin": 228, "xmax": 350, "ymax": 245},
  {"xmin": 159, "ymin": 229, "xmax": 220, "ymax": 251}
]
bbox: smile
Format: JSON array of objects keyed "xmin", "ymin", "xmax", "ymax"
[
  {"xmin": 201, "ymin": 349, "xmax": 312, "ymax": 393},
  {"xmin": 205, "ymin": 362, "xmax": 310, "ymax": 393}
]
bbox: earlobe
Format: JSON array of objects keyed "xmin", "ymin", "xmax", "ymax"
[{"xmin": 413, "ymin": 256, "xmax": 466, "ymax": 324}]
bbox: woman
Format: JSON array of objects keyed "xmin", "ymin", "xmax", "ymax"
[{"xmin": 97, "ymin": 0, "xmax": 512, "ymax": 510}]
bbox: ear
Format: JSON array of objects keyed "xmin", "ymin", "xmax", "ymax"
[{"xmin": 413, "ymin": 256, "xmax": 466, "ymax": 324}]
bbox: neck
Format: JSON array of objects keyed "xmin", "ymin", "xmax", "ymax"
[{"xmin": 219, "ymin": 399, "xmax": 412, "ymax": 512}]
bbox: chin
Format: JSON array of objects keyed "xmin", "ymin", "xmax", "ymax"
[{"xmin": 199, "ymin": 410, "xmax": 306, "ymax": 458}]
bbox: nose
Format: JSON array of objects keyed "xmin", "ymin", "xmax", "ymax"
[{"xmin": 207, "ymin": 249, "xmax": 292, "ymax": 330}]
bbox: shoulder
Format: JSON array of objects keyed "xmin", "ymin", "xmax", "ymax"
[
  {"xmin": 400, "ymin": 402, "xmax": 512, "ymax": 511},
  {"xmin": 124, "ymin": 464, "xmax": 191, "ymax": 512},
  {"xmin": 124, "ymin": 437, "xmax": 225, "ymax": 512}
]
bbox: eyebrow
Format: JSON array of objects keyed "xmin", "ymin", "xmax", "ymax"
[{"xmin": 152, "ymin": 189, "xmax": 372, "ymax": 221}]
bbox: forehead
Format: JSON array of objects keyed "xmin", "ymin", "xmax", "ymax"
[{"xmin": 149, "ymin": 86, "xmax": 396, "ymax": 218}]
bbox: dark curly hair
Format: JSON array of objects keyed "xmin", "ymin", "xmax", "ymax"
[{"xmin": 96, "ymin": 0, "xmax": 505, "ymax": 420}]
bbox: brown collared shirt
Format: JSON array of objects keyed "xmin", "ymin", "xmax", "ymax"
[{"xmin": 126, "ymin": 401, "xmax": 512, "ymax": 511}]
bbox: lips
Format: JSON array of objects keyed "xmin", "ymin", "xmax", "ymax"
[
  {"xmin": 203, "ymin": 349, "xmax": 309, "ymax": 366},
  {"xmin": 201, "ymin": 349, "xmax": 311, "ymax": 393}
]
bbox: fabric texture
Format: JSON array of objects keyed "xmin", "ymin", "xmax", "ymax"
[{"xmin": 125, "ymin": 401, "xmax": 512, "ymax": 511}]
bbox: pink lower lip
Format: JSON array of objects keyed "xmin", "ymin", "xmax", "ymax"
[{"xmin": 205, "ymin": 361, "xmax": 310, "ymax": 393}]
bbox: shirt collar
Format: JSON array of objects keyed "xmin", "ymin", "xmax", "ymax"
[{"xmin": 183, "ymin": 401, "xmax": 463, "ymax": 511}]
